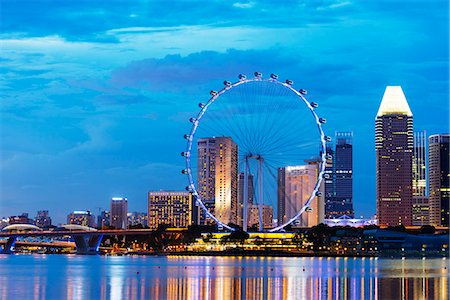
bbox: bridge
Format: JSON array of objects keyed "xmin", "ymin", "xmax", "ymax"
[{"xmin": 0, "ymin": 224, "xmax": 184, "ymax": 254}]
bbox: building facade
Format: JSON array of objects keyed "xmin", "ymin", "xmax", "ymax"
[
  {"xmin": 148, "ymin": 191, "xmax": 193, "ymax": 230},
  {"xmin": 237, "ymin": 172, "xmax": 254, "ymax": 228},
  {"xmin": 9, "ymin": 213, "xmax": 34, "ymax": 225},
  {"xmin": 412, "ymin": 131, "xmax": 429, "ymax": 225},
  {"xmin": 67, "ymin": 210, "xmax": 96, "ymax": 227},
  {"xmin": 197, "ymin": 137, "xmax": 238, "ymax": 225},
  {"xmin": 35, "ymin": 210, "xmax": 52, "ymax": 228},
  {"xmin": 277, "ymin": 160, "xmax": 325, "ymax": 228},
  {"xmin": 110, "ymin": 197, "xmax": 128, "ymax": 229},
  {"xmin": 375, "ymin": 86, "xmax": 413, "ymax": 226},
  {"xmin": 127, "ymin": 212, "xmax": 148, "ymax": 227},
  {"xmin": 97, "ymin": 210, "xmax": 110, "ymax": 228},
  {"xmin": 325, "ymin": 132, "xmax": 354, "ymax": 218},
  {"xmin": 248, "ymin": 204, "xmax": 274, "ymax": 229},
  {"xmin": 428, "ymin": 134, "xmax": 450, "ymax": 227}
]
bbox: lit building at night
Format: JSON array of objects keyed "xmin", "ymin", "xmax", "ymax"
[
  {"xmin": 428, "ymin": 134, "xmax": 449, "ymax": 227},
  {"xmin": 8, "ymin": 213, "xmax": 34, "ymax": 225},
  {"xmin": 375, "ymin": 86, "xmax": 413, "ymax": 226},
  {"xmin": 66, "ymin": 210, "xmax": 96, "ymax": 227},
  {"xmin": 127, "ymin": 212, "xmax": 148, "ymax": 227},
  {"xmin": 148, "ymin": 191, "xmax": 193, "ymax": 230},
  {"xmin": 110, "ymin": 197, "xmax": 128, "ymax": 229},
  {"xmin": 35, "ymin": 210, "xmax": 52, "ymax": 228},
  {"xmin": 197, "ymin": 137, "xmax": 238, "ymax": 225},
  {"xmin": 97, "ymin": 210, "xmax": 110, "ymax": 228},
  {"xmin": 248, "ymin": 204, "xmax": 274, "ymax": 229},
  {"xmin": 278, "ymin": 159, "xmax": 325, "ymax": 228},
  {"xmin": 237, "ymin": 172, "xmax": 254, "ymax": 228},
  {"xmin": 412, "ymin": 131, "xmax": 429, "ymax": 225},
  {"xmin": 325, "ymin": 132, "xmax": 354, "ymax": 218}
]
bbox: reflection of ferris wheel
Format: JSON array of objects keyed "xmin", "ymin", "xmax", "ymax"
[{"xmin": 182, "ymin": 72, "xmax": 328, "ymax": 232}]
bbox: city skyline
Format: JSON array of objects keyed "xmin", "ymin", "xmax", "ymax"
[{"xmin": 1, "ymin": 1, "xmax": 448, "ymax": 223}]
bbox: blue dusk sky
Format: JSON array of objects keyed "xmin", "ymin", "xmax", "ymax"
[{"xmin": 0, "ymin": 1, "xmax": 448, "ymax": 224}]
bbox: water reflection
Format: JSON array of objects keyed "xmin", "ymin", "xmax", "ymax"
[{"xmin": 0, "ymin": 255, "xmax": 447, "ymax": 299}]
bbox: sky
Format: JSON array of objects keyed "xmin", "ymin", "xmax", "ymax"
[{"xmin": 0, "ymin": 0, "xmax": 448, "ymax": 224}]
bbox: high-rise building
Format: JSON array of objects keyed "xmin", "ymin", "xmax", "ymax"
[
  {"xmin": 67, "ymin": 210, "xmax": 96, "ymax": 227},
  {"xmin": 237, "ymin": 172, "xmax": 254, "ymax": 228},
  {"xmin": 277, "ymin": 159, "xmax": 325, "ymax": 228},
  {"xmin": 197, "ymin": 137, "xmax": 238, "ymax": 225},
  {"xmin": 97, "ymin": 210, "xmax": 110, "ymax": 228},
  {"xmin": 412, "ymin": 131, "xmax": 429, "ymax": 225},
  {"xmin": 428, "ymin": 134, "xmax": 450, "ymax": 227},
  {"xmin": 248, "ymin": 204, "xmax": 273, "ymax": 229},
  {"xmin": 110, "ymin": 197, "xmax": 128, "ymax": 229},
  {"xmin": 148, "ymin": 191, "xmax": 193, "ymax": 230},
  {"xmin": 375, "ymin": 86, "xmax": 413, "ymax": 226},
  {"xmin": 35, "ymin": 210, "xmax": 52, "ymax": 228},
  {"xmin": 413, "ymin": 131, "xmax": 427, "ymax": 197},
  {"xmin": 325, "ymin": 132, "xmax": 354, "ymax": 218}
]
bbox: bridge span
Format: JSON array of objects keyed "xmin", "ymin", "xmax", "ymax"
[{"xmin": 0, "ymin": 227, "xmax": 184, "ymax": 254}]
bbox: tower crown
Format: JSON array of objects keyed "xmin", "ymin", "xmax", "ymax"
[{"xmin": 376, "ymin": 86, "xmax": 412, "ymax": 117}]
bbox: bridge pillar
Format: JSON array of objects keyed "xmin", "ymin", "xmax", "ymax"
[
  {"xmin": 0, "ymin": 237, "xmax": 17, "ymax": 254},
  {"xmin": 73, "ymin": 234, "xmax": 104, "ymax": 254}
]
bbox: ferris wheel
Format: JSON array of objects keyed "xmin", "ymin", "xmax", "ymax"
[{"xmin": 181, "ymin": 72, "xmax": 328, "ymax": 232}]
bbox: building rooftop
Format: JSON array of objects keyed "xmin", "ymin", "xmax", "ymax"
[{"xmin": 376, "ymin": 86, "xmax": 413, "ymax": 117}]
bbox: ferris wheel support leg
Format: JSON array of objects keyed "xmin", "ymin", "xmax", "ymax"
[
  {"xmin": 243, "ymin": 157, "xmax": 249, "ymax": 232},
  {"xmin": 258, "ymin": 158, "xmax": 263, "ymax": 232}
]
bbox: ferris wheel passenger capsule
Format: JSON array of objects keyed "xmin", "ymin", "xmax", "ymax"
[
  {"xmin": 181, "ymin": 169, "xmax": 188, "ymax": 174},
  {"xmin": 325, "ymin": 136, "xmax": 332, "ymax": 142},
  {"xmin": 316, "ymin": 191, "xmax": 323, "ymax": 197},
  {"xmin": 238, "ymin": 74, "xmax": 247, "ymax": 80},
  {"xmin": 306, "ymin": 207, "xmax": 313, "ymax": 212},
  {"xmin": 323, "ymin": 173, "xmax": 330, "ymax": 179},
  {"xmin": 189, "ymin": 117, "xmax": 197, "ymax": 123},
  {"xmin": 285, "ymin": 79, "xmax": 293, "ymax": 85},
  {"xmin": 270, "ymin": 73, "xmax": 278, "ymax": 79},
  {"xmin": 310, "ymin": 102, "xmax": 318, "ymax": 108},
  {"xmin": 319, "ymin": 118, "xmax": 327, "ymax": 124},
  {"xmin": 184, "ymin": 134, "xmax": 191, "ymax": 140},
  {"xmin": 254, "ymin": 72, "xmax": 262, "ymax": 77},
  {"xmin": 199, "ymin": 103, "xmax": 206, "ymax": 108},
  {"xmin": 223, "ymin": 81, "xmax": 231, "ymax": 87},
  {"xmin": 210, "ymin": 90, "xmax": 218, "ymax": 96},
  {"xmin": 299, "ymin": 89, "xmax": 307, "ymax": 95},
  {"xmin": 185, "ymin": 186, "xmax": 192, "ymax": 192},
  {"xmin": 181, "ymin": 151, "xmax": 190, "ymax": 157}
]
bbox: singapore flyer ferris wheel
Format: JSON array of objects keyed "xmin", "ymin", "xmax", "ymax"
[{"xmin": 182, "ymin": 72, "xmax": 328, "ymax": 232}]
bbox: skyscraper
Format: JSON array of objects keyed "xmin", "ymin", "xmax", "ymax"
[
  {"xmin": 148, "ymin": 191, "xmax": 193, "ymax": 230},
  {"xmin": 110, "ymin": 197, "xmax": 128, "ymax": 229},
  {"xmin": 237, "ymin": 172, "xmax": 254, "ymax": 228},
  {"xmin": 197, "ymin": 137, "xmax": 238, "ymax": 225},
  {"xmin": 412, "ymin": 131, "xmax": 429, "ymax": 225},
  {"xmin": 277, "ymin": 159, "xmax": 325, "ymax": 228},
  {"xmin": 325, "ymin": 132, "xmax": 354, "ymax": 218},
  {"xmin": 375, "ymin": 86, "xmax": 413, "ymax": 226},
  {"xmin": 428, "ymin": 134, "xmax": 449, "ymax": 227}
]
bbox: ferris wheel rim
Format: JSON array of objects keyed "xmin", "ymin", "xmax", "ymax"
[{"xmin": 183, "ymin": 74, "xmax": 327, "ymax": 232}]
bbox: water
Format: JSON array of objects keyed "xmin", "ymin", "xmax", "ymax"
[{"xmin": 0, "ymin": 255, "xmax": 448, "ymax": 299}]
